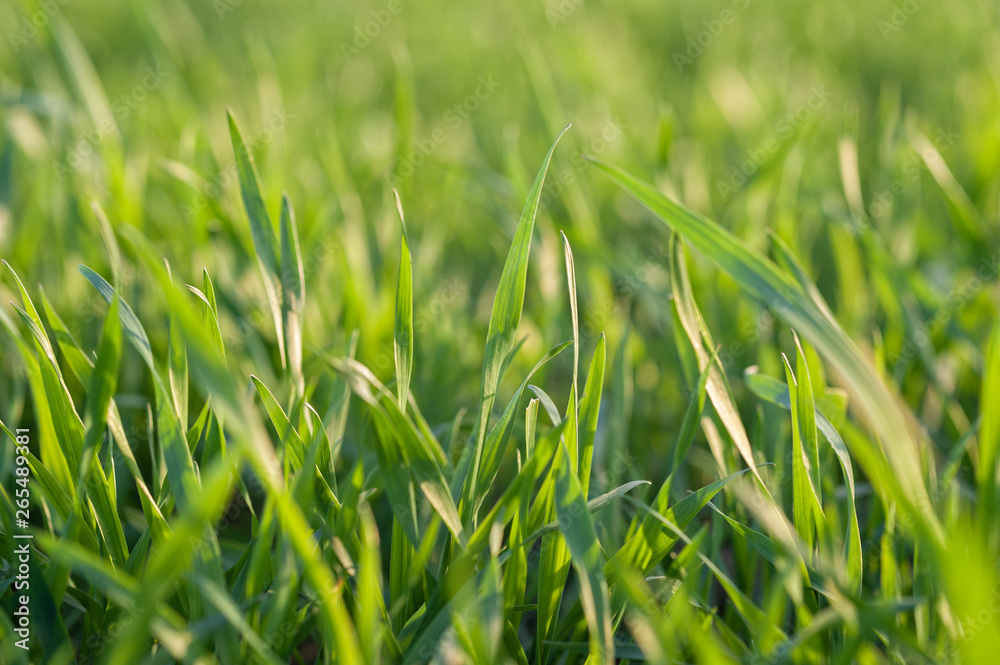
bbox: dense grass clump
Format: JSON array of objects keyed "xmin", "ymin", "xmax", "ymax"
[{"xmin": 2, "ymin": 1, "xmax": 1000, "ymax": 663}]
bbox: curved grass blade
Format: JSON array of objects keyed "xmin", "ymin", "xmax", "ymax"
[
  {"xmin": 668, "ymin": 233, "xmax": 761, "ymax": 484},
  {"xmin": 589, "ymin": 158, "xmax": 942, "ymax": 543},
  {"xmin": 744, "ymin": 369, "xmax": 862, "ymax": 591},
  {"xmin": 977, "ymin": 316, "xmax": 1000, "ymax": 539},
  {"xmin": 393, "ymin": 189, "xmax": 414, "ymax": 411},
  {"xmin": 471, "ymin": 340, "xmax": 572, "ymax": 517},
  {"xmin": 280, "ymin": 193, "xmax": 306, "ymax": 397},
  {"xmin": 463, "ymin": 125, "xmax": 570, "ymax": 527},
  {"xmin": 523, "ymin": 480, "xmax": 650, "ymax": 543},
  {"xmin": 607, "ymin": 467, "xmax": 752, "ymax": 582},
  {"xmin": 552, "ymin": 441, "xmax": 614, "ymax": 664},
  {"xmin": 330, "ymin": 356, "xmax": 464, "ymax": 544},
  {"xmin": 579, "ymin": 333, "xmax": 606, "ymax": 497},
  {"xmin": 783, "ymin": 353, "xmax": 822, "ymax": 557},
  {"xmin": 227, "ymin": 108, "xmax": 286, "ymax": 370}
]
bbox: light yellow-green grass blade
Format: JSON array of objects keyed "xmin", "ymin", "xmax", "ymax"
[
  {"xmin": 783, "ymin": 353, "xmax": 822, "ymax": 557},
  {"xmin": 977, "ymin": 316, "xmax": 1000, "ymax": 539},
  {"xmin": 463, "ymin": 126, "xmax": 570, "ymax": 527},
  {"xmin": 744, "ymin": 370, "xmax": 862, "ymax": 592},
  {"xmin": 280, "ymin": 193, "xmax": 306, "ymax": 397},
  {"xmin": 668, "ymin": 235, "xmax": 761, "ymax": 484},
  {"xmin": 228, "ymin": 108, "xmax": 286, "ymax": 370},
  {"xmin": 553, "ymin": 442, "xmax": 614, "ymax": 664},
  {"xmin": 590, "ymin": 158, "xmax": 942, "ymax": 543},
  {"xmin": 578, "ymin": 333, "xmax": 606, "ymax": 497},
  {"xmin": 393, "ymin": 189, "xmax": 414, "ymax": 411}
]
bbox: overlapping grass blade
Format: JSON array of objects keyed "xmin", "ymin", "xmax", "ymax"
[
  {"xmin": 280, "ymin": 193, "xmax": 306, "ymax": 396},
  {"xmin": 977, "ymin": 316, "xmax": 1000, "ymax": 538},
  {"xmin": 745, "ymin": 369, "xmax": 863, "ymax": 590},
  {"xmin": 783, "ymin": 352, "xmax": 822, "ymax": 555},
  {"xmin": 462, "ymin": 126, "xmax": 570, "ymax": 527},
  {"xmin": 393, "ymin": 189, "xmax": 414, "ymax": 411},
  {"xmin": 552, "ymin": 442, "xmax": 615, "ymax": 662},
  {"xmin": 590, "ymin": 158, "xmax": 942, "ymax": 542},
  {"xmin": 668, "ymin": 234, "xmax": 761, "ymax": 483},
  {"xmin": 227, "ymin": 108, "xmax": 286, "ymax": 370}
]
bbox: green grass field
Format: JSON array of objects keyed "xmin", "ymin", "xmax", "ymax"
[{"xmin": 2, "ymin": 0, "xmax": 1000, "ymax": 663}]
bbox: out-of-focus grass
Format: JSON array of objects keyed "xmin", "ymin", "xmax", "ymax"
[{"xmin": 1, "ymin": 0, "xmax": 999, "ymax": 663}]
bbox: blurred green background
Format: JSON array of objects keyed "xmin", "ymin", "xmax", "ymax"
[{"xmin": 2, "ymin": 0, "xmax": 999, "ymax": 491}]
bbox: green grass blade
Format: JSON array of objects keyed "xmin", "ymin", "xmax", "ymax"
[
  {"xmin": 280, "ymin": 193, "xmax": 306, "ymax": 397},
  {"xmin": 784, "ymin": 354, "xmax": 820, "ymax": 555},
  {"xmin": 668, "ymin": 233, "xmax": 761, "ymax": 483},
  {"xmin": 553, "ymin": 442, "xmax": 614, "ymax": 664},
  {"xmin": 578, "ymin": 333, "xmax": 606, "ymax": 498},
  {"xmin": 331, "ymin": 357, "xmax": 464, "ymax": 543},
  {"xmin": 168, "ymin": 312, "xmax": 189, "ymax": 428},
  {"xmin": 471, "ymin": 341, "xmax": 572, "ymax": 517},
  {"xmin": 38, "ymin": 287, "xmax": 94, "ymax": 386},
  {"xmin": 76, "ymin": 295, "xmax": 128, "ymax": 567},
  {"xmin": 464, "ymin": 126, "xmax": 570, "ymax": 527},
  {"xmin": 793, "ymin": 333, "xmax": 822, "ymax": 504},
  {"xmin": 590, "ymin": 158, "xmax": 942, "ymax": 543},
  {"xmin": 393, "ymin": 189, "xmax": 414, "ymax": 411},
  {"xmin": 745, "ymin": 370, "xmax": 862, "ymax": 590},
  {"xmin": 607, "ymin": 468, "xmax": 752, "ymax": 582},
  {"xmin": 227, "ymin": 108, "xmax": 286, "ymax": 370},
  {"xmin": 977, "ymin": 316, "xmax": 1000, "ymax": 539}
]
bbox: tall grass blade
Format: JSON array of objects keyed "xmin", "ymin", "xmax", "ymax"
[{"xmin": 464, "ymin": 126, "xmax": 570, "ymax": 527}]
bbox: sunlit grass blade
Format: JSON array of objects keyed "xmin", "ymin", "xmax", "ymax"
[
  {"xmin": 37, "ymin": 287, "xmax": 94, "ymax": 386},
  {"xmin": 393, "ymin": 189, "xmax": 414, "ymax": 411},
  {"xmin": 75, "ymin": 295, "xmax": 128, "ymax": 567},
  {"xmin": 185, "ymin": 268, "xmax": 226, "ymax": 360},
  {"xmin": 626, "ymin": 495, "xmax": 787, "ymax": 649},
  {"xmin": 977, "ymin": 316, "xmax": 1000, "ymax": 540},
  {"xmin": 330, "ymin": 356, "xmax": 464, "ymax": 543},
  {"xmin": 607, "ymin": 468, "xmax": 751, "ymax": 582},
  {"xmin": 552, "ymin": 440, "xmax": 614, "ymax": 664},
  {"xmin": 523, "ymin": 480, "xmax": 650, "ymax": 544},
  {"xmin": 578, "ymin": 333, "xmax": 606, "ymax": 497},
  {"xmin": 168, "ymin": 311, "xmax": 188, "ymax": 428},
  {"xmin": 227, "ymin": 108, "xmax": 286, "ymax": 370},
  {"xmin": 463, "ymin": 126, "xmax": 570, "ymax": 527},
  {"xmin": 80, "ymin": 265, "xmax": 201, "ymax": 512},
  {"xmin": 280, "ymin": 193, "xmax": 306, "ymax": 397},
  {"xmin": 783, "ymin": 352, "xmax": 822, "ymax": 557},
  {"xmin": 470, "ymin": 341, "xmax": 571, "ymax": 517},
  {"xmin": 745, "ymin": 369, "xmax": 863, "ymax": 591},
  {"xmin": 668, "ymin": 234, "xmax": 761, "ymax": 484},
  {"xmin": 503, "ymin": 399, "xmax": 538, "ymax": 623},
  {"xmin": 589, "ymin": 158, "xmax": 942, "ymax": 543}
]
